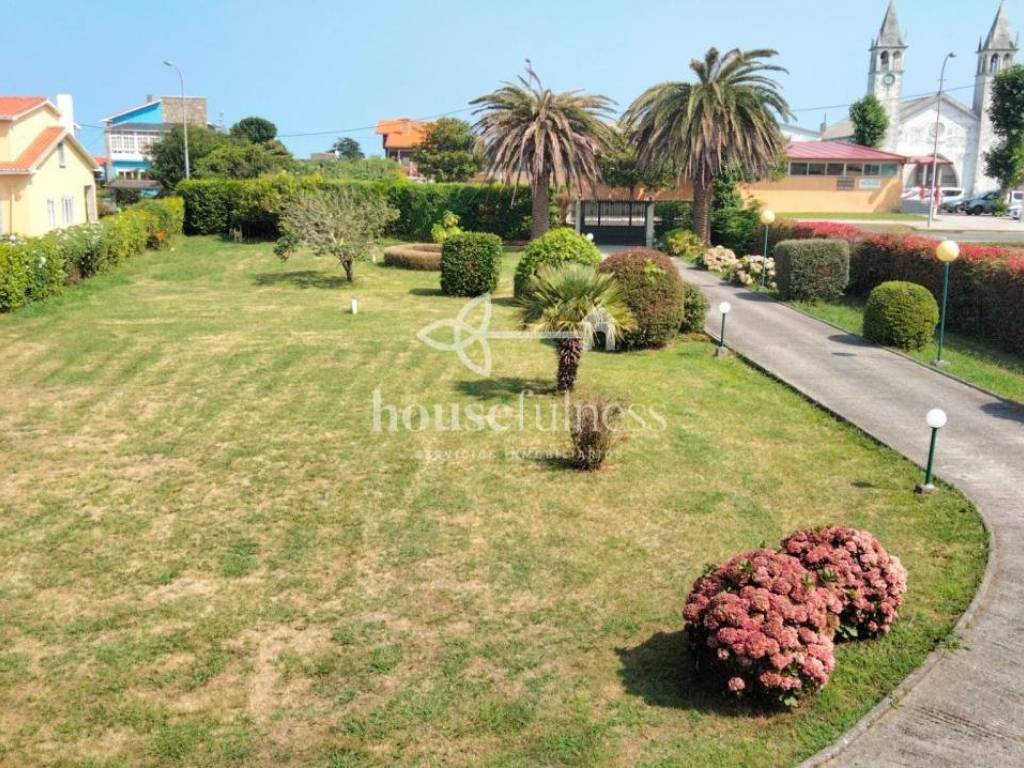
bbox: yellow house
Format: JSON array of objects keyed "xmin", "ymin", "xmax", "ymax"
[{"xmin": 0, "ymin": 96, "xmax": 101, "ymax": 237}]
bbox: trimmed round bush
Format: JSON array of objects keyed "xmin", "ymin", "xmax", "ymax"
[
  {"xmin": 384, "ymin": 243, "xmax": 442, "ymax": 271},
  {"xmin": 781, "ymin": 526, "xmax": 907, "ymax": 639},
  {"xmin": 663, "ymin": 228, "xmax": 704, "ymax": 260},
  {"xmin": 597, "ymin": 249, "xmax": 685, "ymax": 349},
  {"xmin": 440, "ymin": 232, "xmax": 503, "ymax": 296},
  {"xmin": 514, "ymin": 228, "xmax": 601, "ymax": 297},
  {"xmin": 683, "ymin": 549, "xmax": 839, "ymax": 706},
  {"xmin": 863, "ymin": 281, "xmax": 939, "ymax": 351},
  {"xmin": 680, "ymin": 281, "xmax": 709, "ymax": 333},
  {"xmin": 774, "ymin": 239, "xmax": 850, "ymax": 301}
]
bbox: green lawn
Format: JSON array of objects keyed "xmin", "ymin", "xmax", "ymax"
[
  {"xmin": 791, "ymin": 294, "xmax": 1024, "ymax": 404},
  {"xmin": 780, "ymin": 212, "xmax": 926, "ymax": 222},
  {"xmin": 0, "ymin": 237, "xmax": 985, "ymax": 767}
]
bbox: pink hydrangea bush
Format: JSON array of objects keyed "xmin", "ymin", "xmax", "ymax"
[
  {"xmin": 683, "ymin": 549, "xmax": 839, "ymax": 706},
  {"xmin": 781, "ymin": 526, "xmax": 908, "ymax": 639}
]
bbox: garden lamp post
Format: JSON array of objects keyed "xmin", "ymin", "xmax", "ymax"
[
  {"xmin": 163, "ymin": 60, "xmax": 190, "ymax": 180},
  {"xmin": 934, "ymin": 239, "xmax": 960, "ymax": 366},
  {"xmin": 759, "ymin": 208, "xmax": 775, "ymax": 288},
  {"xmin": 716, "ymin": 302, "xmax": 731, "ymax": 357},
  {"xmin": 916, "ymin": 408, "xmax": 948, "ymax": 493},
  {"xmin": 927, "ymin": 52, "xmax": 956, "ymax": 228}
]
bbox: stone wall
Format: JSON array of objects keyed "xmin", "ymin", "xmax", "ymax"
[{"xmin": 162, "ymin": 97, "xmax": 207, "ymax": 126}]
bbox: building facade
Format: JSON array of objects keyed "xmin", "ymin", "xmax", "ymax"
[
  {"xmin": 824, "ymin": 1, "xmax": 1018, "ymax": 197},
  {"xmin": 102, "ymin": 96, "xmax": 207, "ymax": 184},
  {"xmin": 0, "ymin": 95, "xmax": 100, "ymax": 236},
  {"xmin": 375, "ymin": 118, "xmax": 427, "ymax": 176}
]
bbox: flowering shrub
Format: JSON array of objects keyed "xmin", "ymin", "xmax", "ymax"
[
  {"xmin": 698, "ymin": 245, "xmax": 737, "ymax": 273},
  {"xmin": 790, "ymin": 221, "xmax": 863, "ymax": 242},
  {"xmin": 731, "ymin": 255, "xmax": 776, "ymax": 289},
  {"xmin": 781, "ymin": 526, "xmax": 908, "ymax": 639},
  {"xmin": 683, "ymin": 549, "xmax": 838, "ymax": 706}
]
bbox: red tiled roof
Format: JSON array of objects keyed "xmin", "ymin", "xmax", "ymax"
[
  {"xmin": 788, "ymin": 141, "xmax": 906, "ymax": 162},
  {"xmin": 375, "ymin": 118, "xmax": 428, "ymax": 150},
  {"xmin": 0, "ymin": 96, "xmax": 48, "ymax": 120},
  {"xmin": 0, "ymin": 126, "xmax": 66, "ymax": 172}
]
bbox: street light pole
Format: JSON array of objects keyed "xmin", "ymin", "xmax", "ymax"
[
  {"xmin": 759, "ymin": 208, "xmax": 775, "ymax": 289},
  {"xmin": 163, "ymin": 60, "xmax": 190, "ymax": 180},
  {"xmin": 916, "ymin": 408, "xmax": 948, "ymax": 493},
  {"xmin": 934, "ymin": 240, "xmax": 960, "ymax": 366},
  {"xmin": 927, "ymin": 52, "xmax": 956, "ymax": 228}
]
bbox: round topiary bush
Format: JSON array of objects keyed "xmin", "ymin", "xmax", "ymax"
[
  {"xmin": 597, "ymin": 249, "xmax": 685, "ymax": 349},
  {"xmin": 440, "ymin": 232, "xmax": 503, "ymax": 297},
  {"xmin": 863, "ymin": 281, "xmax": 939, "ymax": 351},
  {"xmin": 683, "ymin": 549, "xmax": 839, "ymax": 706},
  {"xmin": 781, "ymin": 526, "xmax": 908, "ymax": 639},
  {"xmin": 514, "ymin": 228, "xmax": 601, "ymax": 297},
  {"xmin": 383, "ymin": 243, "xmax": 442, "ymax": 271},
  {"xmin": 680, "ymin": 281, "xmax": 709, "ymax": 333}
]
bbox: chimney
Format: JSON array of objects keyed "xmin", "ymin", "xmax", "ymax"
[{"xmin": 55, "ymin": 94, "xmax": 75, "ymax": 135}]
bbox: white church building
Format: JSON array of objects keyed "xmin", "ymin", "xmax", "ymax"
[{"xmin": 823, "ymin": 0, "xmax": 1018, "ymax": 197}]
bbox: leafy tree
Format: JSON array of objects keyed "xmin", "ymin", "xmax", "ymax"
[
  {"xmin": 274, "ymin": 189, "xmax": 398, "ymax": 282},
  {"xmin": 230, "ymin": 116, "xmax": 278, "ymax": 144},
  {"xmin": 849, "ymin": 95, "xmax": 889, "ymax": 148},
  {"xmin": 985, "ymin": 64, "xmax": 1024, "ymax": 192},
  {"xmin": 472, "ymin": 63, "xmax": 614, "ymax": 240},
  {"xmin": 413, "ymin": 117, "xmax": 482, "ymax": 182},
  {"xmin": 625, "ymin": 48, "xmax": 792, "ymax": 244},
  {"xmin": 331, "ymin": 137, "xmax": 364, "ymax": 160},
  {"xmin": 598, "ymin": 125, "xmax": 674, "ymax": 199},
  {"xmin": 195, "ymin": 141, "xmax": 292, "ymax": 179},
  {"xmin": 147, "ymin": 125, "xmax": 228, "ymax": 189},
  {"xmin": 517, "ymin": 264, "xmax": 634, "ymax": 392}
]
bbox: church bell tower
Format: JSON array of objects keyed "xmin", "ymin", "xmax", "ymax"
[
  {"xmin": 868, "ymin": 1, "xmax": 907, "ymax": 150},
  {"xmin": 973, "ymin": 1, "xmax": 1019, "ymax": 191}
]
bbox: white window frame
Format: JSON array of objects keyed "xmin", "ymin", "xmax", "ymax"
[
  {"xmin": 62, "ymin": 195, "xmax": 74, "ymax": 226},
  {"xmin": 46, "ymin": 198, "xmax": 57, "ymax": 229},
  {"xmin": 58, "ymin": 141, "xmax": 66, "ymax": 167}
]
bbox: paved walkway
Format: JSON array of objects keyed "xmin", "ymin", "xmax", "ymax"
[{"xmin": 676, "ymin": 262, "xmax": 1024, "ymax": 767}]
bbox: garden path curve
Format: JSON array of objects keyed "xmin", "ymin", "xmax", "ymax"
[{"xmin": 675, "ymin": 261, "xmax": 1024, "ymax": 767}]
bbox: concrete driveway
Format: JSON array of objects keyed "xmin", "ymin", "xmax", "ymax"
[{"xmin": 676, "ymin": 261, "xmax": 1024, "ymax": 767}]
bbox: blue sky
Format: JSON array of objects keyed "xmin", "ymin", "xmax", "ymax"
[{"xmin": 3, "ymin": 0, "xmax": 1020, "ymax": 157}]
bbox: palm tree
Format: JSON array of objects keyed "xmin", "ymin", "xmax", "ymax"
[
  {"xmin": 518, "ymin": 265, "xmax": 635, "ymax": 392},
  {"xmin": 624, "ymin": 48, "xmax": 792, "ymax": 244},
  {"xmin": 472, "ymin": 63, "xmax": 615, "ymax": 241}
]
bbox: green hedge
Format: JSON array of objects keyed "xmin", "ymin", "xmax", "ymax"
[
  {"xmin": 513, "ymin": 228, "xmax": 602, "ymax": 297},
  {"xmin": 177, "ymin": 177, "xmax": 533, "ymax": 242},
  {"xmin": 863, "ymin": 281, "xmax": 939, "ymax": 351},
  {"xmin": 774, "ymin": 239, "xmax": 850, "ymax": 301},
  {"xmin": 597, "ymin": 249, "xmax": 685, "ymax": 349},
  {"xmin": 440, "ymin": 232, "xmax": 503, "ymax": 296},
  {"xmin": 0, "ymin": 197, "xmax": 182, "ymax": 313}
]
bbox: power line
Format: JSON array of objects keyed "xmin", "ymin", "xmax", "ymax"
[
  {"xmin": 790, "ymin": 83, "xmax": 975, "ymax": 113},
  {"xmin": 276, "ymin": 106, "xmax": 476, "ymax": 139}
]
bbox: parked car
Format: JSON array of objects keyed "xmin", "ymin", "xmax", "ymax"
[
  {"xmin": 964, "ymin": 190, "xmax": 1005, "ymax": 215},
  {"xmin": 939, "ymin": 188, "xmax": 967, "ymax": 213}
]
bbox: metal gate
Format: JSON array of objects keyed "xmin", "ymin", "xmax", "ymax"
[{"xmin": 574, "ymin": 200, "xmax": 654, "ymax": 247}]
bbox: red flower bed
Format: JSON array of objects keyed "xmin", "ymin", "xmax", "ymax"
[
  {"xmin": 683, "ymin": 549, "xmax": 839, "ymax": 706},
  {"xmin": 790, "ymin": 221, "xmax": 863, "ymax": 242},
  {"xmin": 781, "ymin": 527, "xmax": 908, "ymax": 639}
]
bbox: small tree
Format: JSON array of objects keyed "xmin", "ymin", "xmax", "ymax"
[
  {"xmin": 413, "ymin": 117, "xmax": 482, "ymax": 182},
  {"xmin": 849, "ymin": 95, "xmax": 889, "ymax": 148},
  {"xmin": 230, "ymin": 116, "xmax": 278, "ymax": 144},
  {"xmin": 147, "ymin": 125, "xmax": 228, "ymax": 189},
  {"xmin": 196, "ymin": 142, "xmax": 292, "ymax": 178},
  {"xmin": 274, "ymin": 189, "xmax": 398, "ymax": 282},
  {"xmin": 598, "ymin": 125, "xmax": 674, "ymax": 199},
  {"xmin": 331, "ymin": 137, "xmax": 364, "ymax": 160},
  {"xmin": 985, "ymin": 64, "xmax": 1024, "ymax": 192}
]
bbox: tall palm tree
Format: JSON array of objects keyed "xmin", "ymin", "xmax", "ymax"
[
  {"xmin": 624, "ymin": 48, "xmax": 793, "ymax": 244},
  {"xmin": 472, "ymin": 63, "xmax": 615, "ymax": 240},
  {"xmin": 518, "ymin": 265, "xmax": 635, "ymax": 392}
]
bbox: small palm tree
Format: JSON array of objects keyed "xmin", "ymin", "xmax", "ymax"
[
  {"xmin": 518, "ymin": 265, "xmax": 635, "ymax": 392},
  {"xmin": 624, "ymin": 48, "xmax": 793, "ymax": 244},
  {"xmin": 472, "ymin": 63, "xmax": 615, "ymax": 241}
]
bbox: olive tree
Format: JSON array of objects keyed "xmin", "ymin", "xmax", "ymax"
[{"xmin": 274, "ymin": 189, "xmax": 398, "ymax": 282}]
